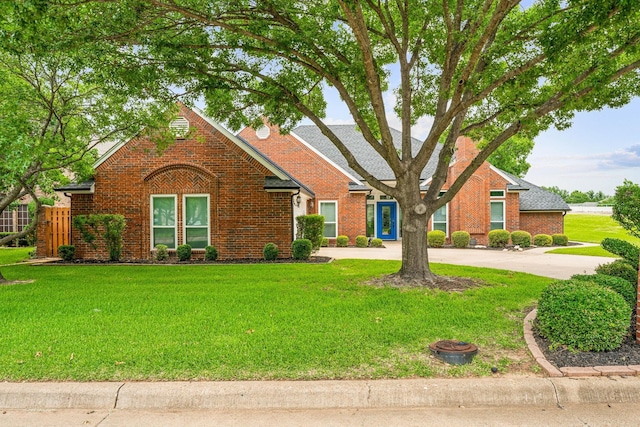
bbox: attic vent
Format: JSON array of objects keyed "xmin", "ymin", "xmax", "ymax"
[
  {"xmin": 169, "ymin": 117, "xmax": 190, "ymax": 138},
  {"xmin": 255, "ymin": 125, "xmax": 270, "ymax": 139}
]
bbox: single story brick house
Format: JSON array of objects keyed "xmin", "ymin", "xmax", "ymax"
[
  {"xmin": 49, "ymin": 105, "xmax": 312, "ymax": 260},
  {"xmin": 240, "ymin": 122, "xmax": 570, "ymax": 246},
  {"xmin": 47, "ymin": 104, "xmax": 568, "ymax": 260}
]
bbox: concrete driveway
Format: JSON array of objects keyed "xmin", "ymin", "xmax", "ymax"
[{"xmin": 318, "ymin": 242, "xmax": 613, "ymax": 279}]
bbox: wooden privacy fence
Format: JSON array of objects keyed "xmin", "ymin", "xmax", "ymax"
[{"xmin": 40, "ymin": 207, "xmax": 71, "ymax": 257}]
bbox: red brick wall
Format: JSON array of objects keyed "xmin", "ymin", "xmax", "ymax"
[
  {"xmin": 239, "ymin": 123, "xmax": 366, "ymax": 243},
  {"xmin": 70, "ymin": 106, "xmax": 293, "ymax": 260},
  {"xmin": 428, "ymin": 137, "xmax": 563, "ymax": 245},
  {"xmin": 519, "ymin": 212, "xmax": 565, "ymax": 236}
]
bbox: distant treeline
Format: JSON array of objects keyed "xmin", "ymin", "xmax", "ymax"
[{"xmin": 542, "ymin": 187, "xmax": 612, "ymax": 204}]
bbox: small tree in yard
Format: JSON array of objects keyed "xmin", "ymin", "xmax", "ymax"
[
  {"xmin": 16, "ymin": 1, "xmax": 640, "ymax": 286},
  {"xmin": 612, "ymin": 180, "xmax": 640, "ymax": 240}
]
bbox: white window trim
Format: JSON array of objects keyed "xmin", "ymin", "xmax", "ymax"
[
  {"xmin": 431, "ymin": 203, "xmax": 449, "ymax": 236},
  {"xmin": 151, "ymin": 194, "xmax": 178, "ymax": 250},
  {"xmin": 490, "ymin": 200, "xmax": 506, "ymax": 230},
  {"xmin": 182, "ymin": 194, "xmax": 211, "ymax": 249},
  {"xmin": 319, "ymin": 200, "xmax": 338, "ymax": 238},
  {"xmin": 490, "ymin": 189, "xmax": 505, "ymax": 198}
]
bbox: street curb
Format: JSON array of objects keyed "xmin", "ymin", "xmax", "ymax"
[{"xmin": 2, "ymin": 377, "xmax": 640, "ymax": 410}]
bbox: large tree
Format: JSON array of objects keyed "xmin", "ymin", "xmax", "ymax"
[
  {"xmin": 0, "ymin": 7, "xmax": 177, "ymax": 282},
  {"xmin": 20, "ymin": 0, "xmax": 640, "ymax": 283},
  {"xmin": 612, "ymin": 180, "xmax": 640, "ymax": 239}
]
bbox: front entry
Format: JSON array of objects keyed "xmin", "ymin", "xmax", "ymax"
[{"xmin": 376, "ymin": 202, "xmax": 397, "ymax": 240}]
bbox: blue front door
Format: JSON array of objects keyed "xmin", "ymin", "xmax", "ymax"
[{"xmin": 376, "ymin": 202, "xmax": 397, "ymax": 240}]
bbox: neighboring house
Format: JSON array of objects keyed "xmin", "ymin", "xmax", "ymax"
[
  {"xmin": 240, "ymin": 123, "xmax": 570, "ymax": 246},
  {"xmin": 47, "ymin": 105, "xmax": 312, "ymax": 260}
]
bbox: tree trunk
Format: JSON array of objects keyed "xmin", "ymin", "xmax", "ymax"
[{"xmin": 397, "ymin": 199, "xmax": 438, "ymax": 282}]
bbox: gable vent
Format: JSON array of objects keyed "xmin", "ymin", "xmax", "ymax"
[
  {"xmin": 256, "ymin": 125, "xmax": 270, "ymax": 139},
  {"xmin": 169, "ymin": 117, "xmax": 190, "ymax": 138}
]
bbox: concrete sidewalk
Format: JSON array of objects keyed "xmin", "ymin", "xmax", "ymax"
[
  {"xmin": 2, "ymin": 377, "xmax": 640, "ymax": 410},
  {"xmin": 319, "ymin": 242, "xmax": 611, "ymax": 279}
]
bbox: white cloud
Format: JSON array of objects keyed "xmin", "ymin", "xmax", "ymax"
[{"xmin": 597, "ymin": 145, "xmax": 640, "ymax": 170}]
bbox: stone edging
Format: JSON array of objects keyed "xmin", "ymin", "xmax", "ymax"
[{"xmin": 523, "ymin": 309, "xmax": 640, "ymax": 377}]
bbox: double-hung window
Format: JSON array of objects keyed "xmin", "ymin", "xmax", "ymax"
[
  {"xmin": 151, "ymin": 194, "xmax": 210, "ymax": 249},
  {"xmin": 152, "ymin": 195, "xmax": 177, "ymax": 249},
  {"xmin": 490, "ymin": 190, "xmax": 505, "ymax": 230},
  {"xmin": 184, "ymin": 194, "xmax": 210, "ymax": 249},
  {"xmin": 319, "ymin": 201, "xmax": 338, "ymax": 238},
  {"xmin": 432, "ymin": 205, "xmax": 448, "ymax": 234}
]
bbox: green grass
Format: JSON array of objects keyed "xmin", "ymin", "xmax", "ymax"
[
  {"xmin": 564, "ymin": 214, "xmax": 640, "ymax": 245},
  {"xmin": 0, "ymin": 261, "xmax": 551, "ymax": 381},
  {"xmin": 546, "ymin": 214, "xmax": 640, "ymax": 257},
  {"xmin": 546, "ymin": 245, "xmax": 618, "ymax": 257},
  {"xmin": 0, "ymin": 247, "xmax": 34, "ymax": 265}
]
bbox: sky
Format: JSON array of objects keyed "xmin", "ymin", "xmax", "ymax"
[{"xmin": 300, "ymin": 87, "xmax": 640, "ymax": 196}]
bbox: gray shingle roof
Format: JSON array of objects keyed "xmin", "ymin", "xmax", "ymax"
[
  {"xmin": 55, "ymin": 180, "xmax": 95, "ymax": 194},
  {"xmin": 291, "ymin": 125, "xmax": 441, "ymax": 181},
  {"xmin": 500, "ymin": 170, "xmax": 571, "ymax": 212},
  {"xmin": 292, "ymin": 124, "xmax": 568, "ymax": 213}
]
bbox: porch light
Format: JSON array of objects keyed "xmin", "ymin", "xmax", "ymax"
[{"xmin": 295, "ymin": 195, "xmax": 302, "ymax": 206}]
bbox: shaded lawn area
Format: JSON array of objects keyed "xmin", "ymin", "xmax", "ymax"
[
  {"xmin": 0, "ymin": 260, "xmax": 552, "ymax": 381},
  {"xmin": 0, "ymin": 247, "xmax": 34, "ymax": 266}
]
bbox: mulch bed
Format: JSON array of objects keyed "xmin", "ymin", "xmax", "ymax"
[{"xmin": 533, "ymin": 314, "xmax": 640, "ymax": 367}]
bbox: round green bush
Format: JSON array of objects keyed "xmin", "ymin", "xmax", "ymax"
[
  {"xmin": 488, "ymin": 229, "xmax": 510, "ymax": 248},
  {"xmin": 336, "ymin": 235, "xmax": 349, "ymax": 247},
  {"xmin": 552, "ymin": 234, "xmax": 569, "ymax": 246},
  {"xmin": 292, "ymin": 239, "xmax": 312, "ymax": 260},
  {"xmin": 58, "ymin": 245, "xmax": 75, "ymax": 261},
  {"xmin": 321, "ymin": 237, "xmax": 329, "ymax": 247},
  {"xmin": 355, "ymin": 235, "xmax": 368, "ymax": 248},
  {"xmin": 155, "ymin": 244, "xmax": 169, "ymax": 261},
  {"xmin": 536, "ymin": 280, "xmax": 631, "ymax": 352},
  {"xmin": 176, "ymin": 244, "xmax": 192, "ymax": 261},
  {"xmin": 571, "ymin": 273, "xmax": 637, "ymax": 308},
  {"xmin": 451, "ymin": 231, "xmax": 470, "ymax": 248},
  {"xmin": 595, "ymin": 259, "xmax": 638, "ymax": 285},
  {"xmin": 427, "ymin": 230, "xmax": 446, "ymax": 248},
  {"xmin": 370, "ymin": 238, "xmax": 383, "ymax": 248},
  {"xmin": 204, "ymin": 245, "xmax": 218, "ymax": 261},
  {"xmin": 510, "ymin": 230, "xmax": 531, "ymax": 248},
  {"xmin": 533, "ymin": 234, "xmax": 552, "ymax": 247},
  {"xmin": 263, "ymin": 242, "xmax": 279, "ymax": 261}
]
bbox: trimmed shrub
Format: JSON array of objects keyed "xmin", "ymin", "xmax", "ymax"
[
  {"xmin": 355, "ymin": 235, "xmax": 368, "ymax": 248},
  {"xmin": 336, "ymin": 235, "xmax": 349, "ymax": 247},
  {"xmin": 427, "ymin": 230, "xmax": 446, "ymax": 248},
  {"xmin": 263, "ymin": 243, "xmax": 279, "ymax": 261},
  {"xmin": 295, "ymin": 214, "xmax": 325, "ymax": 251},
  {"xmin": 176, "ymin": 244, "xmax": 192, "ymax": 261},
  {"xmin": 58, "ymin": 245, "xmax": 75, "ymax": 261},
  {"xmin": 595, "ymin": 259, "xmax": 638, "ymax": 285},
  {"xmin": 451, "ymin": 231, "xmax": 470, "ymax": 248},
  {"xmin": 155, "ymin": 244, "xmax": 169, "ymax": 261},
  {"xmin": 536, "ymin": 280, "xmax": 631, "ymax": 352},
  {"xmin": 204, "ymin": 245, "xmax": 218, "ymax": 261},
  {"xmin": 292, "ymin": 239, "xmax": 312, "ymax": 260},
  {"xmin": 601, "ymin": 238, "xmax": 639, "ymax": 269},
  {"xmin": 552, "ymin": 234, "xmax": 569, "ymax": 246},
  {"xmin": 533, "ymin": 234, "xmax": 552, "ymax": 247},
  {"xmin": 321, "ymin": 237, "xmax": 329, "ymax": 247},
  {"xmin": 571, "ymin": 274, "xmax": 637, "ymax": 308},
  {"xmin": 488, "ymin": 229, "xmax": 510, "ymax": 248},
  {"xmin": 510, "ymin": 230, "xmax": 532, "ymax": 248},
  {"xmin": 370, "ymin": 238, "xmax": 383, "ymax": 248}
]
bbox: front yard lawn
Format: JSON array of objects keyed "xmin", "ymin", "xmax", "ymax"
[{"xmin": 0, "ymin": 260, "xmax": 551, "ymax": 381}]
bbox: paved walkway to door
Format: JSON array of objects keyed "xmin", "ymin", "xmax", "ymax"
[{"xmin": 318, "ymin": 242, "xmax": 612, "ymax": 280}]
